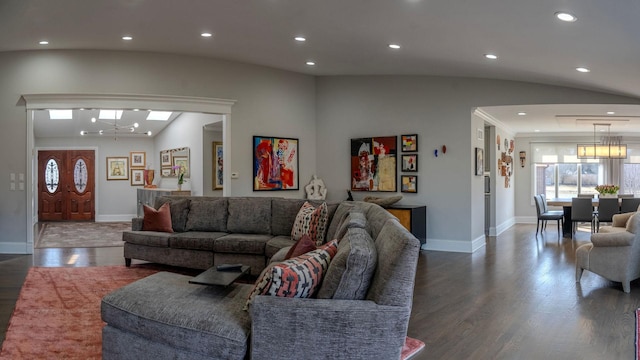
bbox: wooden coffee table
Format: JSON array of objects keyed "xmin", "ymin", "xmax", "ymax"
[{"xmin": 189, "ymin": 265, "xmax": 251, "ymax": 286}]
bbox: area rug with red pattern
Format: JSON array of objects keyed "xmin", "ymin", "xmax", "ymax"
[{"xmin": 0, "ymin": 265, "xmax": 424, "ymax": 359}]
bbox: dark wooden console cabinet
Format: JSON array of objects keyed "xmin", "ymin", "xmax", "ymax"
[{"xmin": 385, "ymin": 205, "xmax": 426, "ymax": 245}]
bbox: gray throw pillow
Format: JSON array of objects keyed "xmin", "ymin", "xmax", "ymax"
[
  {"xmin": 316, "ymin": 227, "xmax": 377, "ymax": 300},
  {"xmin": 334, "ymin": 211, "xmax": 367, "ymax": 242}
]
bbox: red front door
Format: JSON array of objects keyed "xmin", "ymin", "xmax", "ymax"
[{"xmin": 38, "ymin": 150, "xmax": 95, "ymax": 221}]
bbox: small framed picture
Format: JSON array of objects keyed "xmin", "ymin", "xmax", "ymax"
[
  {"xmin": 475, "ymin": 147, "xmax": 484, "ymax": 176},
  {"xmin": 106, "ymin": 157, "xmax": 129, "ymax": 181},
  {"xmin": 401, "ymin": 154, "xmax": 418, "ymax": 172},
  {"xmin": 401, "ymin": 134, "xmax": 418, "ymax": 152},
  {"xmin": 401, "ymin": 175, "xmax": 418, "ymax": 193},
  {"xmin": 213, "ymin": 142, "xmax": 223, "ymax": 190},
  {"xmin": 160, "ymin": 151, "xmax": 172, "ymax": 167},
  {"xmin": 477, "ymin": 128, "xmax": 484, "ymax": 141},
  {"xmin": 161, "ymin": 168, "xmax": 172, "ymax": 177},
  {"xmin": 130, "ymin": 151, "xmax": 146, "ymax": 168},
  {"xmin": 130, "ymin": 169, "xmax": 145, "ymax": 186}
]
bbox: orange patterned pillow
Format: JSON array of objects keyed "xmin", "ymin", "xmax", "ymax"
[
  {"xmin": 142, "ymin": 202, "xmax": 174, "ymax": 233},
  {"xmin": 244, "ymin": 239, "xmax": 338, "ymax": 310},
  {"xmin": 291, "ymin": 201, "xmax": 328, "ymax": 245}
]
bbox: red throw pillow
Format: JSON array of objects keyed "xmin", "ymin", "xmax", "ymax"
[
  {"xmin": 284, "ymin": 234, "xmax": 317, "ymax": 259},
  {"xmin": 142, "ymin": 203, "xmax": 174, "ymax": 232}
]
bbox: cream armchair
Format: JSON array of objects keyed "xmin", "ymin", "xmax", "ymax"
[{"xmin": 576, "ymin": 212, "xmax": 640, "ymax": 293}]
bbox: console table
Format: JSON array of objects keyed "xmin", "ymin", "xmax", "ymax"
[
  {"xmin": 385, "ymin": 205, "xmax": 426, "ymax": 245},
  {"xmin": 137, "ymin": 188, "xmax": 191, "ymax": 216}
]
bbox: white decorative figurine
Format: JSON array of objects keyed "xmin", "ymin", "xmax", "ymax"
[{"xmin": 305, "ymin": 175, "xmax": 327, "ymax": 200}]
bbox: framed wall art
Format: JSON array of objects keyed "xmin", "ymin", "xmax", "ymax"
[
  {"xmin": 160, "ymin": 151, "xmax": 172, "ymax": 167},
  {"xmin": 106, "ymin": 157, "xmax": 129, "ymax": 180},
  {"xmin": 401, "ymin": 175, "xmax": 418, "ymax": 193},
  {"xmin": 130, "ymin": 151, "xmax": 146, "ymax": 168},
  {"xmin": 173, "ymin": 156, "xmax": 189, "ymax": 177},
  {"xmin": 161, "ymin": 168, "xmax": 172, "ymax": 177},
  {"xmin": 401, "ymin": 154, "xmax": 418, "ymax": 172},
  {"xmin": 351, "ymin": 136, "xmax": 397, "ymax": 192},
  {"xmin": 213, "ymin": 141, "xmax": 223, "ymax": 190},
  {"xmin": 401, "ymin": 134, "xmax": 418, "ymax": 152},
  {"xmin": 130, "ymin": 169, "xmax": 145, "ymax": 186},
  {"xmin": 253, "ymin": 136, "xmax": 299, "ymax": 191},
  {"xmin": 475, "ymin": 147, "xmax": 484, "ymax": 176}
]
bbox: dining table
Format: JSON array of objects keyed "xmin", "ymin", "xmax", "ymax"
[{"xmin": 546, "ymin": 197, "xmax": 617, "ymax": 236}]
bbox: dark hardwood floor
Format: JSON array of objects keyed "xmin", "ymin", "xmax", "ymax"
[{"xmin": 1, "ymin": 224, "xmax": 638, "ymax": 359}]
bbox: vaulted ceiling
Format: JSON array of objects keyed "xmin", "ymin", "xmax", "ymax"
[{"xmin": 6, "ymin": 0, "xmax": 640, "ymax": 134}]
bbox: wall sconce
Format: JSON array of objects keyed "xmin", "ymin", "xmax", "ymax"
[{"xmin": 519, "ymin": 151, "xmax": 526, "ymax": 168}]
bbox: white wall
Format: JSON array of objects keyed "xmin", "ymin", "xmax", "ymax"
[
  {"xmin": 315, "ymin": 75, "xmax": 640, "ymax": 252},
  {"xmin": 0, "ymin": 50, "xmax": 316, "ymax": 253}
]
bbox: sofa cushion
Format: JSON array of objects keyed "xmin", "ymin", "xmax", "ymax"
[
  {"xmin": 271, "ymin": 199, "xmax": 307, "ymax": 236},
  {"xmin": 626, "ymin": 212, "xmax": 640, "ymax": 234},
  {"xmin": 214, "ymin": 234, "xmax": 273, "ymax": 254},
  {"xmin": 325, "ymin": 202, "xmax": 359, "ymax": 241},
  {"xmin": 169, "ymin": 231, "xmax": 228, "ymax": 251},
  {"xmin": 334, "ymin": 210, "xmax": 367, "ymax": 242},
  {"xmin": 244, "ymin": 240, "xmax": 338, "ymax": 310},
  {"xmin": 265, "ymin": 236, "xmax": 296, "ymax": 258},
  {"xmin": 185, "ymin": 198, "xmax": 228, "ymax": 232},
  {"xmin": 227, "ymin": 198, "xmax": 272, "ymax": 234},
  {"xmin": 316, "ymin": 227, "xmax": 377, "ymax": 300},
  {"xmin": 291, "ymin": 201, "xmax": 328, "ymax": 245},
  {"xmin": 142, "ymin": 203, "xmax": 173, "ymax": 233},
  {"xmin": 122, "ymin": 230, "xmax": 171, "ymax": 247},
  {"xmin": 101, "ymin": 272, "xmax": 252, "ymax": 359},
  {"xmin": 285, "ymin": 234, "xmax": 317, "ymax": 259},
  {"xmin": 154, "ymin": 197, "xmax": 191, "ymax": 232}
]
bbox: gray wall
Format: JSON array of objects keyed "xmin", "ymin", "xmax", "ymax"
[
  {"xmin": 2, "ymin": 50, "xmax": 640, "ymax": 253},
  {"xmin": 0, "ymin": 50, "xmax": 316, "ymax": 253},
  {"xmin": 315, "ymin": 76, "xmax": 640, "ymax": 252}
]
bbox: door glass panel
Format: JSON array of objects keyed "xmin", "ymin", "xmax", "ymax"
[
  {"xmin": 74, "ymin": 159, "xmax": 88, "ymax": 193},
  {"xmin": 45, "ymin": 159, "xmax": 59, "ymax": 193}
]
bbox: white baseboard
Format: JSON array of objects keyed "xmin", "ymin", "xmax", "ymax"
[
  {"xmin": 422, "ymin": 235, "xmax": 486, "ymax": 253},
  {"xmin": 0, "ymin": 242, "xmax": 32, "ymax": 254},
  {"xmin": 495, "ymin": 217, "xmax": 516, "ymax": 236},
  {"xmin": 96, "ymin": 214, "xmax": 136, "ymax": 222}
]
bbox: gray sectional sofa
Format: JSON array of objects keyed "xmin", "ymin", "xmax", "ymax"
[
  {"xmin": 103, "ymin": 197, "xmax": 421, "ymax": 359},
  {"xmin": 123, "ymin": 196, "xmax": 338, "ymax": 276}
]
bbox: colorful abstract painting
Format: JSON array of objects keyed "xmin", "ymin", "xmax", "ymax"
[
  {"xmin": 351, "ymin": 136, "xmax": 397, "ymax": 192},
  {"xmin": 253, "ymin": 136, "xmax": 299, "ymax": 191}
]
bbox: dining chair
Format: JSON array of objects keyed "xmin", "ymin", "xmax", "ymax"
[
  {"xmin": 534, "ymin": 194, "xmax": 563, "ymax": 237},
  {"xmin": 595, "ymin": 197, "xmax": 620, "ymax": 232},
  {"xmin": 571, "ymin": 197, "xmax": 596, "ymax": 236},
  {"xmin": 621, "ymin": 197, "xmax": 640, "ymax": 213},
  {"xmin": 618, "ymin": 194, "xmax": 634, "ymax": 198},
  {"xmin": 578, "ymin": 193, "xmax": 595, "ymax": 198}
]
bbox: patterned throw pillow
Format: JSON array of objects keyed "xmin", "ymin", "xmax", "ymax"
[
  {"xmin": 291, "ymin": 201, "xmax": 328, "ymax": 245},
  {"xmin": 244, "ymin": 239, "xmax": 338, "ymax": 310},
  {"xmin": 142, "ymin": 203, "xmax": 174, "ymax": 233}
]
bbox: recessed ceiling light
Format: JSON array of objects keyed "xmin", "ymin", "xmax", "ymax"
[
  {"xmin": 146, "ymin": 111, "xmax": 172, "ymax": 121},
  {"xmin": 39, "ymin": 40, "xmax": 49, "ymax": 45},
  {"xmin": 534, "ymin": 129, "xmax": 541, "ymax": 132},
  {"xmin": 607, "ymin": 111, "xmax": 615, "ymax": 115},
  {"xmin": 48, "ymin": 110, "xmax": 72, "ymax": 120},
  {"xmin": 306, "ymin": 61, "xmax": 316, "ymax": 66},
  {"xmin": 122, "ymin": 36, "xmax": 133, "ymax": 41},
  {"xmin": 517, "ymin": 112, "xmax": 527, "ymax": 116},
  {"xmin": 388, "ymin": 44, "xmax": 401, "ymax": 49},
  {"xmin": 294, "ymin": 36, "xmax": 306, "ymax": 42},
  {"xmin": 201, "ymin": 32, "xmax": 213, "ymax": 38},
  {"xmin": 484, "ymin": 54, "xmax": 498, "ymax": 60},
  {"xmin": 555, "ymin": 12, "xmax": 577, "ymax": 22},
  {"xmin": 576, "ymin": 67, "xmax": 590, "ymax": 73}
]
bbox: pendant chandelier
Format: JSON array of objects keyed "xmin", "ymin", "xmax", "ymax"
[
  {"xmin": 576, "ymin": 123, "xmax": 627, "ymax": 159},
  {"xmin": 79, "ymin": 110, "xmax": 152, "ymax": 140}
]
